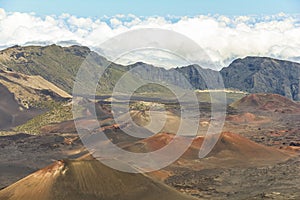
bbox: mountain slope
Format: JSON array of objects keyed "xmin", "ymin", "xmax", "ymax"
[
  {"xmin": 0, "ymin": 83, "xmax": 21, "ymax": 129},
  {"xmin": 125, "ymin": 132, "xmax": 289, "ymax": 167},
  {"xmin": 127, "ymin": 62, "xmax": 221, "ymax": 91},
  {"xmin": 0, "ymin": 45, "xmax": 222, "ymax": 95},
  {"xmin": 0, "ymin": 160, "xmax": 197, "ymax": 200},
  {"xmin": 0, "ymin": 45, "xmax": 141, "ymax": 95},
  {"xmin": 0, "ymin": 68, "xmax": 71, "ymax": 129},
  {"xmin": 230, "ymin": 93, "xmax": 300, "ymax": 113},
  {"xmin": 1, "ymin": 45, "xmax": 300, "ymax": 100},
  {"xmin": 221, "ymin": 56, "xmax": 300, "ymax": 100},
  {"xmin": 0, "ymin": 45, "xmax": 92, "ymax": 94}
]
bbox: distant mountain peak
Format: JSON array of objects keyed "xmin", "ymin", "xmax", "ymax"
[{"xmin": 221, "ymin": 57, "xmax": 300, "ymax": 100}]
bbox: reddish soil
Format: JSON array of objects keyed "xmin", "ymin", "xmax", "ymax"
[
  {"xmin": 231, "ymin": 93, "xmax": 300, "ymax": 113},
  {"xmin": 0, "ymin": 160, "xmax": 197, "ymax": 200},
  {"xmin": 125, "ymin": 132, "xmax": 290, "ymax": 168}
]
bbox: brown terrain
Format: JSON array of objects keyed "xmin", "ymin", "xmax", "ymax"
[
  {"xmin": 0, "ymin": 160, "xmax": 197, "ymax": 200},
  {"xmin": 125, "ymin": 132, "xmax": 289, "ymax": 165},
  {"xmin": 0, "ymin": 67, "xmax": 71, "ymax": 129},
  {"xmin": 224, "ymin": 94, "xmax": 300, "ymax": 149},
  {"xmin": 0, "ymin": 83, "xmax": 299, "ymax": 199},
  {"xmin": 231, "ymin": 93, "xmax": 300, "ymax": 113}
]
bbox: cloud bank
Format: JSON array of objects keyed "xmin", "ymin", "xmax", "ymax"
[{"xmin": 0, "ymin": 8, "xmax": 299, "ymax": 69}]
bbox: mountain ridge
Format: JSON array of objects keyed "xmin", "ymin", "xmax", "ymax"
[
  {"xmin": 221, "ymin": 56, "xmax": 300, "ymax": 100},
  {"xmin": 1, "ymin": 44, "xmax": 299, "ymax": 100}
]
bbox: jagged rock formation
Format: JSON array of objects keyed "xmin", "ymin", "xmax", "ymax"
[{"xmin": 221, "ymin": 57, "xmax": 300, "ymax": 101}]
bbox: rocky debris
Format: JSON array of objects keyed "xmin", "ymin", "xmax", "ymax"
[
  {"xmin": 0, "ymin": 133, "xmax": 86, "ymax": 189},
  {"xmin": 166, "ymin": 156, "xmax": 300, "ymax": 199},
  {"xmin": 289, "ymin": 142, "xmax": 300, "ymax": 146}
]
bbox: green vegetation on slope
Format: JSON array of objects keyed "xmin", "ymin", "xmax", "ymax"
[
  {"xmin": 2, "ymin": 45, "xmax": 298, "ymax": 100},
  {"xmin": 15, "ymin": 102, "xmax": 73, "ymax": 134},
  {"xmin": 0, "ymin": 45, "xmax": 91, "ymax": 94}
]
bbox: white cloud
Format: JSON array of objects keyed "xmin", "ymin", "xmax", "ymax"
[
  {"xmin": 0, "ymin": 8, "xmax": 299, "ymax": 69},
  {"xmin": 0, "ymin": 8, "xmax": 6, "ymax": 20},
  {"xmin": 110, "ymin": 18, "xmax": 122, "ymax": 28}
]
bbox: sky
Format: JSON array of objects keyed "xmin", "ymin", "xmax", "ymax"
[
  {"xmin": 0, "ymin": 1, "xmax": 299, "ymax": 69},
  {"xmin": 1, "ymin": 0, "xmax": 300, "ymax": 17}
]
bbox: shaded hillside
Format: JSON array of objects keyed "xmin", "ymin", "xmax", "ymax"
[
  {"xmin": 0, "ymin": 69, "xmax": 71, "ymax": 129},
  {"xmin": 0, "ymin": 160, "xmax": 197, "ymax": 200},
  {"xmin": 127, "ymin": 62, "xmax": 221, "ymax": 91},
  {"xmin": 0, "ymin": 83, "xmax": 22, "ymax": 129},
  {"xmin": 15, "ymin": 103, "xmax": 74, "ymax": 134},
  {"xmin": 221, "ymin": 57, "xmax": 300, "ymax": 101}
]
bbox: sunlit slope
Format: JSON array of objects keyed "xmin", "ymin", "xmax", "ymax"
[{"xmin": 0, "ymin": 160, "xmax": 198, "ymax": 200}]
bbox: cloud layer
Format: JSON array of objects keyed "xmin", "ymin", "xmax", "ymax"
[{"xmin": 0, "ymin": 8, "xmax": 299, "ymax": 69}]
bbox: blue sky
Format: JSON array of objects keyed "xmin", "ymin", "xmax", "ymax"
[{"xmin": 1, "ymin": 0, "xmax": 300, "ymax": 17}]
